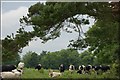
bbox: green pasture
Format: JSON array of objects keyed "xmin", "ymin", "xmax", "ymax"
[{"xmin": 21, "ymin": 68, "xmax": 118, "ymax": 79}]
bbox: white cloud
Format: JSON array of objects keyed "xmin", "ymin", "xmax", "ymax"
[
  {"xmin": 2, "ymin": 6, "xmax": 28, "ymax": 38},
  {"xmin": 21, "ymin": 31, "xmax": 78, "ymax": 56}
]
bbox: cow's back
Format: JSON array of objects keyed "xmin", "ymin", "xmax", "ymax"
[{"xmin": 2, "ymin": 65, "xmax": 16, "ymax": 72}]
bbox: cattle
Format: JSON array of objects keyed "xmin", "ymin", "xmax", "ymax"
[
  {"xmin": 69, "ymin": 65, "xmax": 75, "ymax": 74},
  {"xmin": 12, "ymin": 69, "xmax": 23, "ymax": 74},
  {"xmin": 18, "ymin": 62, "xmax": 24, "ymax": 70},
  {"xmin": 59, "ymin": 64, "xmax": 65, "ymax": 73},
  {"xmin": 79, "ymin": 65, "xmax": 85, "ymax": 71},
  {"xmin": 94, "ymin": 65, "xmax": 102, "ymax": 71},
  {"xmin": 92, "ymin": 65, "xmax": 110, "ymax": 74},
  {"xmin": 85, "ymin": 65, "xmax": 92, "ymax": 73},
  {"xmin": 101, "ymin": 65, "xmax": 110, "ymax": 72},
  {"xmin": 91, "ymin": 65, "xmax": 95, "ymax": 70},
  {"xmin": 49, "ymin": 69, "xmax": 62, "ymax": 78},
  {"xmin": 77, "ymin": 65, "xmax": 85, "ymax": 74},
  {"xmin": 77, "ymin": 64, "xmax": 110, "ymax": 75},
  {"xmin": 1, "ymin": 65, "xmax": 16, "ymax": 72},
  {"xmin": 35, "ymin": 64, "xmax": 42, "ymax": 70},
  {"xmin": 1, "ymin": 69, "xmax": 23, "ymax": 79},
  {"xmin": 77, "ymin": 69, "xmax": 82, "ymax": 74}
]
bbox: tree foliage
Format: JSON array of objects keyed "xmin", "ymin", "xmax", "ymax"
[
  {"xmin": 22, "ymin": 51, "xmax": 39, "ymax": 68},
  {"xmin": 39, "ymin": 49, "xmax": 80, "ymax": 69}
]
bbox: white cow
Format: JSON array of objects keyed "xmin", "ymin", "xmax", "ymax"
[
  {"xmin": 49, "ymin": 70, "xmax": 62, "ymax": 78},
  {"xmin": 69, "ymin": 64, "xmax": 75, "ymax": 74},
  {"xmin": 1, "ymin": 69, "xmax": 23, "ymax": 79}
]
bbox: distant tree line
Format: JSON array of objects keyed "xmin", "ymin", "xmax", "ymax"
[{"xmin": 22, "ymin": 48, "xmax": 114, "ymax": 69}]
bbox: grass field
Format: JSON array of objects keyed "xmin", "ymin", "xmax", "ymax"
[{"xmin": 20, "ymin": 68, "xmax": 118, "ymax": 79}]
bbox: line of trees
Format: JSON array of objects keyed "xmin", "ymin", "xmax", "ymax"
[{"xmin": 22, "ymin": 48, "xmax": 114, "ymax": 69}]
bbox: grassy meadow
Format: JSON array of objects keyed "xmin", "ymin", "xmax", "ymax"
[{"xmin": 20, "ymin": 68, "xmax": 118, "ymax": 79}]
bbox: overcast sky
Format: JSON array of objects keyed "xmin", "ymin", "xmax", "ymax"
[{"xmin": 1, "ymin": 1, "xmax": 95, "ymax": 58}]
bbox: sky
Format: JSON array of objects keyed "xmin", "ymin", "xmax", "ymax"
[{"xmin": 1, "ymin": 1, "xmax": 95, "ymax": 58}]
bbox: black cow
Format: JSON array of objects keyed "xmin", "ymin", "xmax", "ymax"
[
  {"xmin": 85, "ymin": 65, "xmax": 92, "ymax": 73},
  {"xmin": 94, "ymin": 65, "xmax": 102, "ymax": 71},
  {"xmin": 101, "ymin": 65, "xmax": 110, "ymax": 72},
  {"xmin": 93, "ymin": 65, "xmax": 110, "ymax": 74},
  {"xmin": 1, "ymin": 65, "xmax": 16, "ymax": 72},
  {"xmin": 35, "ymin": 64, "xmax": 42, "ymax": 70},
  {"xmin": 59, "ymin": 64, "xmax": 65, "ymax": 73},
  {"xmin": 77, "ymin": 70, "xmax": 82, "ymax": 74}
]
